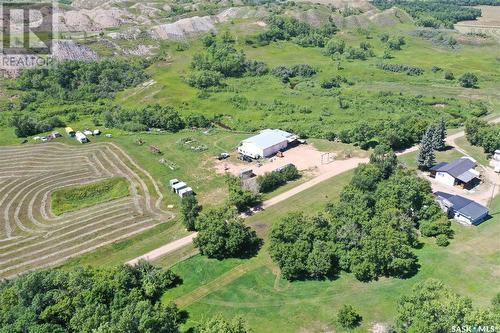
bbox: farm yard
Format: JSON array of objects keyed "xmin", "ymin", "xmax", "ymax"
[
  {"xmin": 0, "ymin": 142, "xmax": 173, "ymax": 279},
  {"xmin": 0, "ymin": 0, "xmax": 499, "ymax": 331}
]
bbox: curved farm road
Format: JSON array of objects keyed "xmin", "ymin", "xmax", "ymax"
[{"xmin": 128, "ymin": 116, "xmax": 500, "ymax": 266}]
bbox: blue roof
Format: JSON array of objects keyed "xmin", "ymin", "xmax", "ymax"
[
  {"xmin": 435, "ymin": 192, "xmax": 489, "ymax": 221},
  {"xmin": 430, "ymin": 158, "xmax": 476, "ymax": 178}
]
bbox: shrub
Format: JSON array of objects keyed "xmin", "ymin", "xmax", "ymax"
[
  {"xmin": 436, "ymin": 234, "xmax": 450, "ymax": 247},
  {"xmin": 186, "ymin": 70, "xmax": 224, "ymax": 89},
  {"xmin": 245, "ymin": 60, "xmax": 269, "ymax": 76},
  {"xmin": 459, "ymin": 72, "xmax": 478, "ymax": 88},
  {"xmin": 444, "ymin": 71, "xmax": 455, "ymax": 80},
  {"xmin": 337, "ymin": 305, "xmax": 363, "ymax": 329},
  {"xmin": 257, "ymin": 164, "xmax": 300, "ymax": 193},
  {"xmin": 376, "ymin": 63, "xmax": 424, "ymax": 76},
  {"xmin": 271, "ymin": 64, "xmax": 316, "ymax": 82}
]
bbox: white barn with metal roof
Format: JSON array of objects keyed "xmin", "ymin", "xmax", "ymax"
[{"xmin": 238, "ymin": 129, "xmax": 297, "ymax": 159}]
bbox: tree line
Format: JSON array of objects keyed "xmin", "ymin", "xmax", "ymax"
[
  {"xmin": 372, "ymin": 0, "xmax": 497, "ymax": 28},
  {"xmin": 465, "ymin": 118, "xmax": 500, "ymax": 155}
]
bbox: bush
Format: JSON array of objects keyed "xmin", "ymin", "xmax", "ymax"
[
  {"xmin": 324, "ymin": 38, "xmax": 345, "ymax": 55},
  {"xmin": 271, "ymin": 64, "xmax": 316, "ymax": 82},
  {"xmin": 245, "ymin": 60, "xmax": 269, "ymax": 76},
  {"xmin": 376, "ymin": 63, "xmax": 424, "ymax": 76},
  {"xmin": 459, "ymin": 72, "xmax": 478, "ymax": 88},
  {"xmin": 257, "ymin": 164, "xmax": 300, "ymax": 193},
  {"xmin": 321, "ymin": 76, "xmax": 348, "ymax": 89},
  {"xmin": 436, "ymin": 234, "xmax": 450, "ymax": 247},
  {"xmin": 444, "ymin": 71, "xmax": 455, "ymax": 80},
  {"xmin": 337, "ymin": 305, "xmax": 362, "ymax": 329},
  {"xmin": 186, "ymin": 70, "xmax": 224, "ymax": 89}
]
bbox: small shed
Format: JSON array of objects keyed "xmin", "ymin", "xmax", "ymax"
[
  {"xmin": 65, "ymin": 127, "xmax": 76, "ymax": 137},
  {"xmin": 75, "ymin": 131, "xmax": 88, "ymax": 144},
  {"xmin": 239, "ymin": 168, "xmax": 254, "ymax": 179},
  {"xmin": 172, "ymin": 181, "xmax": 187, "ymax": 194},
  {"xmin": 83, "ymin": 130, "xmax": 93, "ymax": 136},
  {"xmin": 169, "ymin": 179, "xmax": 180, "ymax": 188},
  {"xmin": 178, "ymin": 187, "xmax": 193, "ymax": 198}
]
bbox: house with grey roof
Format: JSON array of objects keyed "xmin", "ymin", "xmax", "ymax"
[
  {"xmin": 434, "ymin": 191, "xmax": 489, "ymax": 225},
  {"xmin": 238, "ymin": 129, "xmax": 298, "ymax": 159},
  {"xmin": 429, "ymin": 157, "xmax": 480, "ymax": 189}
]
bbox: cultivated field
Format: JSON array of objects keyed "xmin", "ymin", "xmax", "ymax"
[
  {"xmin": 0, "ymin": 142, "xmax": 173, "ymax": 279},
  {"xmin": 455, "ymin": 6, "xmax": 500, "ymax": 40}
]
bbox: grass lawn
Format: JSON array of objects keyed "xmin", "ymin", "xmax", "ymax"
[
  {"xmin": 161, "ymin": 166, "xmax": 500, "ymax": 332},
  {"xmin": 50, "ymin": 176, "xmax": 130, "ymax": 216},
  {"xmin": 454, "ymin": 136, "xmax": 491, "ymax": 166},
  {"xmin": 398, "ymin": 147, "xmax": 465, "ymax": 169},
  {"xmin": 63, "ymin": 220, "xmax": 190, "ymax": 268}
]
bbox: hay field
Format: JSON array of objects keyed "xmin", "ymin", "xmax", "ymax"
[{"xmin": 0, "ymin": 142, "xmax": 174, "ymax": 279}]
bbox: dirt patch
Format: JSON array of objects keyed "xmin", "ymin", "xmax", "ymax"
[{"xmin": 214, "ymin": 144, "xmax": 346, "ymax": 177}]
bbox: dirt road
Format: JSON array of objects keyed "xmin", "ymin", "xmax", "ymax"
[
  {"xmin": 127, "ymin": 116, "xmax": 500, "ymax": 265},
  {"xmin": 127, "ymin": 233, "xmax": 198, "ymax": 265}
]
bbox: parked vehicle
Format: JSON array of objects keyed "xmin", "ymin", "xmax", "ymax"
[
  {"xmin": 238, "ymin": 154, "xmax": 253, "ymax": 162},
  {"xmin": 216, "ymin": 153, "xmax": 230, "ymax": 160}
]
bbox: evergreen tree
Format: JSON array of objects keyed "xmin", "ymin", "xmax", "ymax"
[
  {"xmin": 432, "ymin": 119, "xmax": 446, "ymax": 151},
  {"xmin": 417, "ymin": 126, "xmax": 436, "ymax": 170}
]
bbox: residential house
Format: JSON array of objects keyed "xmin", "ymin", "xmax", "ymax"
[{"xmin": 435, "ymin": 191, "xmax": 489, "ymax": 225}]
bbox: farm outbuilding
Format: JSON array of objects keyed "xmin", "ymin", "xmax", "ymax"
[
  {"xmin": 435, "ymin": 191, "xmax": 489, "ymax": 226},
  {"xmin": 238, "ymin": 129, "xmax": 298, "ymax": 159},
  {"xmin": 172, "ymin": 181, "xmax": 187, "ymax": 193},
  {"xmin": 65, "ymin": 127, "xmax": 76, "ymax": 137},
  {"xmin": 178, "ymin": 187, "xmax": 193, "ymax": 198},
  {"xmin": 430, "ymin": 157, "xmax": 479, "ymax": 189},
  {"xmin": 75, "ymin": 132, "xmax": 88, "ymax": 144}
]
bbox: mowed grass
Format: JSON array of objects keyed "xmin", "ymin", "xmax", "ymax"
[
  {"xmin": 162, "ymin": 166, "xmax": 500, "ymax": 332},
  {"xmin": 50, "ymin": 176, "xmax": 130, "ymax": 216}
]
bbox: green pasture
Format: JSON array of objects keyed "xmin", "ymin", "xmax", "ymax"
[{"xmin": 115, "ymin": 23, "xmax": 500, "ymax": 136}]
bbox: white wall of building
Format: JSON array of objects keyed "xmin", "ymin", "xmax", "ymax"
[
  {"xmin": 262, "ymin": 141, "xmax": 288, "ymax": 157},
  {"xmin": 238, "ymin": 142, "xmax": 263, "ymax": 159},
  {"xmin": 435, "ymin": 172, "xmax": 456, "ymax": 186},
  {"xmin": 238, "ymin": 140, "xmax": 288, "ymax": 159}
]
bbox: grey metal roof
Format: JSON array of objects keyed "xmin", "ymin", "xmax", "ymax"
[
  {"xmin": 435, "ymin": 192, "xmax": 489, "ymax": 221},
  {"xmin": 430, "ymin": 157, "xmax": 476, "ymax": 178},
  {"xmin": 456, "ymin": 170, "xmax": 477, "ymax": 183},
  {"xmin": 242, "ymin": 129, "xmax": 292, "ymax": 150}
]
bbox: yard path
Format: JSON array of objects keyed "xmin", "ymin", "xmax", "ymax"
[
  {"xmin": 127, "ymin": 232, "xmax": 198, "ymax": 265},
  {"xmin": 127, "ymin": 116, "xmax": 500, "ymax": 266}
]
